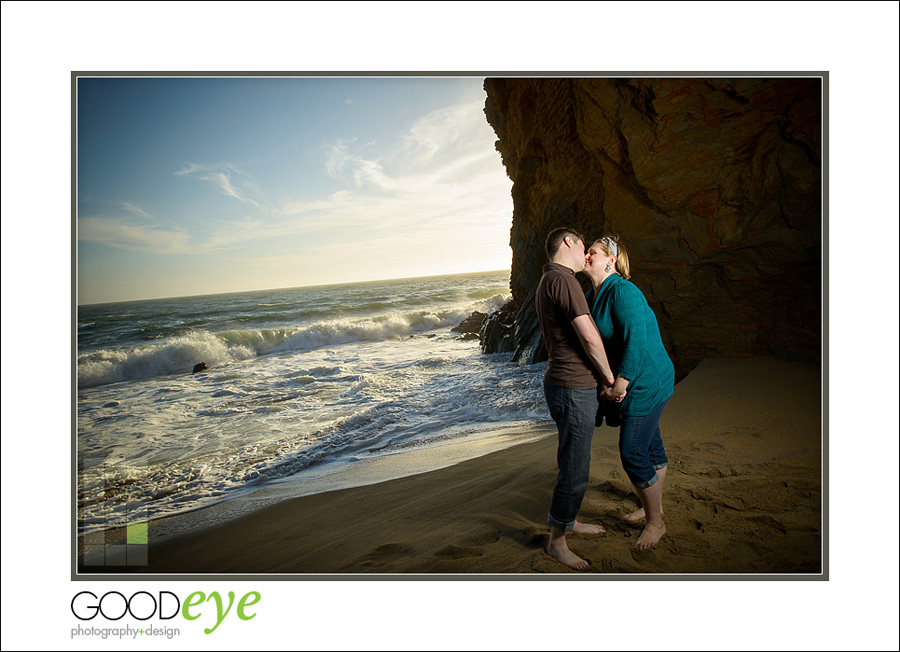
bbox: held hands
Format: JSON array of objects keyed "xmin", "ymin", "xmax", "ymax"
[{"xmin": 600, "ymin": 376, "xmax": 629, "ymax": 403}]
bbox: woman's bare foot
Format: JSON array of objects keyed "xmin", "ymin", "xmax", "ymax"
[
  {"xmin": 622, "ymin": 506, "xmax": 663, "ymax": 523},
  {"xmin": 573, "ymin": 520, "xmax": 605, "ymax": 535},
  {"xmin": 625, "ymin": 467, "xmax": 667, "ymax": 522},
  {"xmin": 546, "ymin": 538, "xmax": 590, "ymax": 570},
  {"xmin": 634, "ymin": 520, "xmax": 666, "ymax": 550}
]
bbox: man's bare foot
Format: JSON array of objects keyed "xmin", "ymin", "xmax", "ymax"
[
  {"xmin": 622, "ymin": 506, "xmax": 663, "ymax": 523},
  {"xmin": 573, "ymin": 520, "xmax": 605, "ymax": 535},
  {"xmin": 634, "ymin": 521, "xmax": 666, "ymax": 550},
  {"xmin": 546, "ymin": 539, "xmax": 590, "ymax": 570}
]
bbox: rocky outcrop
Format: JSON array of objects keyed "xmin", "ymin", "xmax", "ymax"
[
  {"xmin": 482, "ymin": 78, "xmax": 821, "ymax": 378},
  {"xmin": 452, "ymin": 311, "xmax": 487, "ymax": 340}
]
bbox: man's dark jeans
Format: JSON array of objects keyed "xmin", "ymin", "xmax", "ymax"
[{"xmin": 544, "ymin": 379, "xmax": 598, "ymax": 531}]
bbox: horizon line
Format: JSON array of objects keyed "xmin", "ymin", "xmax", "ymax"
[{"xmin": 76, "ymin": 267, "xmax": 511, "ymax": 307}]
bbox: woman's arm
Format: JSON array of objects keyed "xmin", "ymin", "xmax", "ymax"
[{"xmin": 604, "ymin": 284, "xmax": 647, "ymax": 401}]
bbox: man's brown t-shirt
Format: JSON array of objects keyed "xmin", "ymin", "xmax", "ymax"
[{"xmin": 535, "ymin": 263, "xmax": 600, "ymax": 389}]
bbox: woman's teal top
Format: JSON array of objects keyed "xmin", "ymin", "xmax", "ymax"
[{"xmin": 586, "ymin": 273, "xmax": 674, "ymax": 417}]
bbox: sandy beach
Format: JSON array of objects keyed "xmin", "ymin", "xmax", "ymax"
[{"xmin": 80, "ymin": 355, "xmax": 822, "ymax": 575}]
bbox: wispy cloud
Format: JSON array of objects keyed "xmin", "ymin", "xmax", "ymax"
[
  {"xmin": 120, "ymin": 202, "xmax": 154, "ymax": 220},
  {"xmin": 399, "ymin": 99, "xmax": 487, "ymax": 166},
  {"xmin": 289, "ymin": 97, "xmax": 508, "ymax": 233},
  {"xmin": 79, "ymin": 212, "xmax": 274, "ymax": 256},
  {"xmin": 319, "ymin": 98, "xmax": 502, "ymax": 200},
  {"xmin": 176, "ymin": 162, "xmax": 263, "ymax": 208},
  {"xmin": 174, "ymin": 162, "xmax": 243, "ymax": 177},
  {"xmin": 325, "ymin": 138, "xmax": 393, "ymax": 189},
  {"xmin": 78, "ymin": 217, "xmax": 198, "ymax": 255},
  {"xmin": 207, "ymin": 171, "xmax": 262, "ymax": 208},
  {"xmin": 81, "ymin": 93, "xmax": 510, "ymax": 264}
]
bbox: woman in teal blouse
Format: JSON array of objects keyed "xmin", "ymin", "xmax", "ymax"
[{"xmin": 584, "ymin": 236, "xmax": 675, "ymax": 550}]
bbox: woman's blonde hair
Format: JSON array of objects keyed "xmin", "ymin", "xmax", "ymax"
[{"xmin": 591, "ymin": 236, "xmax": 631, "ymax": 279}]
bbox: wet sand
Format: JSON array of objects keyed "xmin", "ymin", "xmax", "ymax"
[{"xmin": 82, "ymin": 356, "xmax": 822, "ymax": 575}]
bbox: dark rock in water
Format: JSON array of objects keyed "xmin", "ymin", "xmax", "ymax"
[
  {"xmin": 482, "ymin": 78, "xmax": 822, "ymax": 378},
  {"xmin": 452, "ymin": 311, "xmax": 487, "ymax": 336},
  {"xmin": 192, "ymin": 362, "xmax": 208, "ymax": 374},
  {"xmin": 480, "ymin": 302, "xmax": 518, "ymax": 354}
]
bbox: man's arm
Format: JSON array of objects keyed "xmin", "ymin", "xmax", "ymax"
[{"xmin": 572, "ymin": 314, "xmax": 615, "ymax": 386}]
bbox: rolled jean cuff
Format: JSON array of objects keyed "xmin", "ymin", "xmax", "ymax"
[
  {"xmin": 653, "ymin": 462, "xmax": 668, "ymax": 471},
  {"xmin": 632, "ymin": 471, "xmax": 659, "ymax": 490},
  {"xmin": 547, "ymin": 511, "xmax": 575, "ymax": 532}
]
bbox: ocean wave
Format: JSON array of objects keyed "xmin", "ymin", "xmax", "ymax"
[
  {"xmin": 77, "ymin": 332, "xmax": 250, "ymax": 388},
  {"xmin": 76, "ymin": 346, "xmax": 544, "ymax": 533},
  {"xmin": 76, "ymin": 297, "xmax": 510, "ymax": 388}
]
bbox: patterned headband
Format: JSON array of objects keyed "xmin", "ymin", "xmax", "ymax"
[{"xmin": 603, "ymin": 237, "xmax": 619, "ymax": 257}]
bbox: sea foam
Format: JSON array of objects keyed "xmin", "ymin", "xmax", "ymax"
[
  {"xmin": 77, "ymin": 272, "xmax": 530, "ymax": 534},
  {"xmin": 77, "ymin": 293, "xmax": 509, "ymax": 388}
]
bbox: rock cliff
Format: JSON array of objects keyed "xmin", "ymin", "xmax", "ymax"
[{"xmin": 481, "ymin": 78, "xmax": 821, "ymax": 378}]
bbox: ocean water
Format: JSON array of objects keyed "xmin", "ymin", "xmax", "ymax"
[{"xmin": 77, "ymin": 271, "xmax": 548, "ymax": 536}]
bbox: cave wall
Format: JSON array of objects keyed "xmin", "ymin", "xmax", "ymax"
[{"xmin": 481, "ymin": 78, "xmax": 822, "ymax": 378}]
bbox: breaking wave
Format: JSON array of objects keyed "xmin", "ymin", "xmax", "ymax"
[{"xmin": 77, "ymin": 294, "xmax": 508, "ymax": 388}]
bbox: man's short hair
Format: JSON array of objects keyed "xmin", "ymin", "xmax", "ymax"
[{"xmin": 545, "ymin": 227, "xmax": 584, "ymax": 260}]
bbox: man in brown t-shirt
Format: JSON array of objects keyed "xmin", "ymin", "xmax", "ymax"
[{"xmin": 535, "ymin": 227, "xmax": 616, "ymax": 570}]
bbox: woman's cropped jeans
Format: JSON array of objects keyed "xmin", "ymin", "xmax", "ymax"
[
  {"xmin": 619, "ymin": 400, "xmax": 668, "ymax": 489},
  {"xmin": 544, "ymin": 379, "xmax": 598, "ymax": 532}
]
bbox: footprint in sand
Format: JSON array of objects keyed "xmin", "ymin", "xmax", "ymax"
[
  {"xmin": 434, "ymin": 544, "xmax": 483, "ymax": 560},
  {"xmin": 594, "ymin": 480, "xmax": 632, "ymax": 500},
  {"xmin": 351, "ymin": 542, "xmax": 416, "ymax": 569}
]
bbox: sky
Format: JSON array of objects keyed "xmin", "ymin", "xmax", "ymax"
[{"xmin": 77, "ymin": 76, "xmax": 513, "ymax": 304}]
